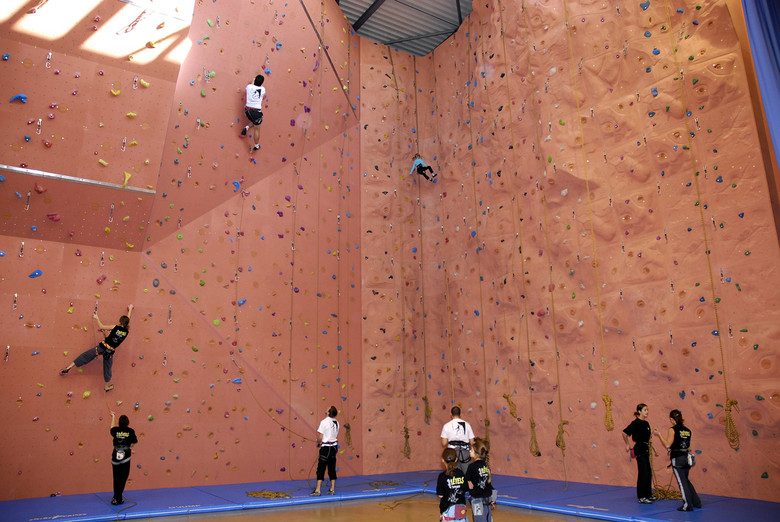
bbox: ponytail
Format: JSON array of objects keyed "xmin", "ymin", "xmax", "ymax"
[
  {"xmin": 670, "ymin": 409, "xmax": 684, "ymax": 426},
  {"xmin": 442, "ymin": 448, "xmax": 458, "ymax": 477}
]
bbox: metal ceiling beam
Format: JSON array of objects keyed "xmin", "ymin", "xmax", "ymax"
[
  {"xmin": 395, "ymin": 0, "xmax": 460, "ymax": 27},
  {"xmin": 353, "ymin": 0, "xmax": 388, "ymax": 31},
  {"xmin": 455, "ymin": 0, "xmax": 463, "ymax": 24},
  {"xmin": 385, "ymin": 30, "xmax": 455, "ymax": 46}
]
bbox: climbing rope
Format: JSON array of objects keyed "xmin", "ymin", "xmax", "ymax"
[
  {"xmin": 464, "ymin": 11, "xmax": 492, "ymax": 442},
  {"xmin": 494, "ymin": 0, "xmax": 541, "ymax": 456},
  {"xmin": 412, "ymin": 56, "xmax": 432, "ymax": 425},
  {"xmin": 560, "ymin": 0, "xmax": 614, "ymax": 433},
  {"xmin": 660, "ymin": 0, "xmax": 738, "ymax": 449},
  {"xmin": 387, "ymin": 47, "xmax": 412, "ymax": 458}
]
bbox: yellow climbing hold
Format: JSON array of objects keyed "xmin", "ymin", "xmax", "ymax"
[
  {"xmin": 83, "ymin": 391, "xmax": 91, "ymax": 399},
  {"xmin": 98, "ymin": 159, "xmax": 108, "ymax": 166},
  {"xmin": 104, "ymin": 227, "xmax": 111, "ymax": 233},
  {"xmin": 139, "ymin": 79, "xmax": 150, "ymax": 88},
  {"xmin": 126, "ymin": 112, "xmax": 137, "ymax": 118},
  {"xmin": 146, "ymin": 41, "xmax": 156, "ymax": 48},
  {"xmin": 123, "ymin": 171, "xmax": 132, "ymax": 188}
]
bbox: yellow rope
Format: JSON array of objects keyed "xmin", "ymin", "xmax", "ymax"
[
  {"xmin": 344, "ymin": 423, "xmax": 352, "ymax": 446},
  {"xmin": 555, "ymin": 420, "xmax": 570, "ymax": 455},
  {"xmin": 529, "ymin": 418, "xmax": 541, "ymax": 457},
  {"xmin": 560, "ymin": 0, "xmax": 614, "ymax": 432},
  {"xmin": 402, "ymin": 425, "xmax": 411, "ymax": 459},
  {"xmin": 412, "ymin": 57, "xmax": 431, "ymax": 426},
  {"xmin": 660, "ymin": 0, "xmax": 738, "ymax": 449},
  {"xmin": 465, "ymin": 9, "xmax": 491, "ymax": 442},
  {"xmin": 387, "ymin": 47, "xmax": 412, "ymax": 458},
  {"xmin": 246, "ymin": 490, "xmax": 291, "ymax": 499},
  {"xmin": 503, "ymin": 393, "xmax": 517, "ymax": 419}
]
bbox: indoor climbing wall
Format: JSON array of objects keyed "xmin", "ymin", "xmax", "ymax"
[
  {"xmin": 1, "ymin": 0, "xmax": 777, "ymax": 506},
  {"xmin": 1, "ymin": 0, "xmax": 363, "ymax": 500},
  {"xmin": 357, "ymin": 0, "xmax": 778, "ymax": 503}
]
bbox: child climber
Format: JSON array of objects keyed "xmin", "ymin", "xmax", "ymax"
[
  {"xmin": 437, "ymin": 447, "xmax": 468, "ymax": 522},
  {"xmin": 410, "ymin": 152, "xmax": 437, "ymax": 181},
  {"xmin": 466, "ymin": 438, "xmax": 496, "ymax": 522},
  {"xmin": 60, "ymin": 305, "xmax": 133, "ymax": 391}
]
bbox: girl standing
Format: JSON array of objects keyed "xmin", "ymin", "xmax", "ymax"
[
  {"xmin": 654, "ymin": 409, "xmax": 702, "ymax": 511},
  {"xmin": 465, "ymin": 438, "xmax": 495, "ymax": 522},
  {"xmin": 110, "ymin": 412, "xmax": 138, "ymax": 505},
  {"xmin": 622, "ymin": 403, "xmax": 655, "ymax": 503},
  {"xmin": 437, "ymin": 448, "xmax": 467, "ymax": 522}
]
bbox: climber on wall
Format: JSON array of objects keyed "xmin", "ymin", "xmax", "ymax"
[
  {"xmin": 240, "ymin": 74, "xmax": 266, "ymax": 154},
  {"xmin": 410, "ymin": 152, "xmax": 437, "ymax": 181},
  {"xmin": 60, "ymin": 305, "xmax": 133, "ymax": 392}
]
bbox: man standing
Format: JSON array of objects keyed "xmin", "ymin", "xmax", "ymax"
[
  {"xmin": 441, "ymin": 406, "xmax": 476, "ymax": 474},
  {"xmin": 311, "ymin": 406, "xmax": 339, "ymax": 496}
]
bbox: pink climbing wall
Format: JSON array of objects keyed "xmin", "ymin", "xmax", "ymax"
[
  {"xmin": 0, "ymin": 0, "xmax": 778, "ymax": 505},
  {"xmin": 355, "ymin": 0, "xmax": 779, "ymax": 503}
]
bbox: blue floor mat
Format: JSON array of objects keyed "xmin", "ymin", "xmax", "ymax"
[{"xmin": 1, "ymin": 471, "xmax": 777, "ymax": 522}]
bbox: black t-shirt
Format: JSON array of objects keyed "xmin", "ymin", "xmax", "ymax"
[
  {"xmin": 623, "ymin": 418, "xmax": 651, "ymax": 455},
  {"xmin": 465, "ymin": 459, "xmax": 493, "ymax": 498},
  {"xmin": 110, "ymin": 426, "xmax": 137, "ymax": 464},
  {"xmin": 437, "ymin": 469, "xmax": 466, "ymax": 513},
  {"xmin": 670, "ymin": 424, "xmax": 692, "ymax": 458},
  {"xmin": 104, "ymin": 325, "xmax": 129, "ymax": 349}
]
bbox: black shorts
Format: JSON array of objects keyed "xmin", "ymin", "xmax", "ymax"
[{"xmin": 245, "ymin": 108, "xmax": 263, "ymax": 126}]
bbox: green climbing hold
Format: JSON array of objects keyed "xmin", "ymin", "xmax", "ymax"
[
  {"xmin": 200, "ymin": 280, "xmax": 206, "ymax": 286},
  {"xmin": 692, "ymin": 78, "xmax": 699, "ymax": 85},
  {"xmin": 752, "ymin": 430, "xmax": 758, "ymax": 436},
  {"xmin": 761, "ymin": 472, "xmax": 768, "ymax": 478},
  {"xmin": 745, "ymin": 250, "xmax": 751, "ymax": 255},
  {"xmin": 148, "ymin": 415, "xmax": 154, "ymax": 421},
  {"xmin": 177, "ymin": 233, "xmax": 183, "ymax": 239},
  {"xmin": 547, "ymin": 156, "xmax": 552, "ymax": 163},
  {"xmin": 714, "ymin": 297, "xmax": 721, "ymax": 303},
  {"xmin": 192, "ymin": 346, "xmax": 199, "ymax": 352},
  {"xmin": 213, "ymin": 319, "xmax": 221, "ymax": 326},
  {"xmin": 755, "ymin": 395, "xmax": 765, "ymax": 400},
  {"xmin": 753, "ymin": 344, "xmax": 759, "ymax": 350}
]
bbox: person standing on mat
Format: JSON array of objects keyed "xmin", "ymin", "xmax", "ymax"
[
  {"xmin": 241, "ymin": 74, "xmax": 266, "ymax": 153},
  {"xmin": 437, "ymin": 447, "xmax": 468, "ymax": 522},
  {"xmin": 60, "ymin": 305, "xmax": 133, "ymax": 392},
  {"xmin": 109, "ymin": 411, "xmax": 137, "ymax": 506},
  {"xmin": 622, "ymin": 403, "xmax": 655, "ymax": 504},
  {"xmin": 441, "ymin": 406, "xmax": 475, "ymax": 474},
  {"xmin": 466, "ymin": 438, "xmax": 495, "ymax": 522},
  {"xmin": 311, "ymin": 405, "xmax": 339, "ymax": 496},
  {"xmin": 410, "ymin": 152, "xmax": 436, "ymax": 181},
  {"xmin": 654, "ymin": 409, "xmax": 702, "ymax": 512}
]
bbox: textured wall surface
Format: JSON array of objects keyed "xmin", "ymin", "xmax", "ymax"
[{"xmin": 1, "ymin": 0, "xmax": 778, "ymax": 504}]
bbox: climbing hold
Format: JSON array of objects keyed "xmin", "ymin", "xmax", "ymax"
[
  {"xmin": 640, "ymin": 1, "xmax": 650, "ymax": 10},
  {"xmin": 98, "ymin": 159, "xmax": 108, "ymax": 166},
  {"xmin": 110, "ymin": 89, "xmax": 120, "ymax": 96},
  {"xmin": 213, "ymin": 319, "xmax": 221, "ymax": 326},
  {"xmin": 10, "ymin": 94, "xmax": 28, "ymax": 103},
  {"xmin": 126, "ymin": 112, "xmax": 137, "ymax": 118},
  {"xmin": 123, "ymin": 171, "xmax": 131, "ymax": 188},
  {"xmin": 29, "ymin": 270, "xmax": 43, "ymax": 278},
  {"xmin": 2, "ymin": 53, "xmax": 9, "ymax": 60},
  {"xmin": 83, "ymin": 391, "xmax": 91, "ymax": 399},
  {"xmin": 139, "ymin": 78, "xmax": 150, "ymax": 87}
]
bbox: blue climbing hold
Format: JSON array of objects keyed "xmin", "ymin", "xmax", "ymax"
[
  {"xmin": 2, "ymin": 53, "xmax": 9, "ymax": 61},
  {"xmin": 232, "ymin": 181, "xmax": 240, "ymax": 191},
  {"xmin": 238, "ymin": 298, "xmax": 247, "ymax": 306},
  {"xmin": 29, "ymin": 269, "xmax": 42, "ymax": 278},
  {"xmin": 640, "ymin": 1, "xmax": 650, "ymax": 10},
  {"xmin": 9, "ymin": 94, "xmax": 28, "ymax": 103}
]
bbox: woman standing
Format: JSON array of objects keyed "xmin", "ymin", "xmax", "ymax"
[
  {"xmin": 110, "ymin": 412, "xmax": 138, "ymax": 505},
  {"xmin": 622, "ymin": 403, "xmax": 655, "ymax": 504},
  {"xmin": 654, "ymin": 409, "xmax": 702, "ymax": 511}
]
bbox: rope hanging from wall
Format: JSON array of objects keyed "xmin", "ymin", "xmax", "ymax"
[
  {"xmin": 387, "ymin": 47, "xmax": 412, "ymax": 458},
  {"xmin": 660, "ymin": 0, "xmax": 739, "ymax": 450},
  {"xmin": 465, "ymin": 12, "xmax": 493, "ymax": 442},
  {"xmin": 412, "ymin": 56, "xmax": 432, "ymax": 426}
]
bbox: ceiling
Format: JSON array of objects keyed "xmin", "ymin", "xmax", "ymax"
[{"xmin": 335, "ymin": 0, "xmax": 473, "ymax": 57}]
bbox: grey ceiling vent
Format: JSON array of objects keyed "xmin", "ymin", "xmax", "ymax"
[{"xmin": 336, "ymin": 0, "xmax": 473, "ymax": 57}]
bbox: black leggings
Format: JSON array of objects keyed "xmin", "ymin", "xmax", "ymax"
[
  {"xmin": 416, "ymin": 164, "xmax": 434, "ymax": 180},
  {"xmin": 112, "ymin": 460, "xmax": 131, "ymax": 502},
  {"xmin": 316, "ymin": 445, "xmax": 337, "ymax": 481}
]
